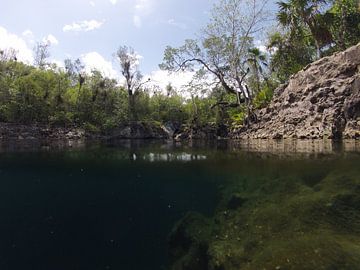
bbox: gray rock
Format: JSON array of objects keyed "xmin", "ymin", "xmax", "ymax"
[{"xmin": 235, "ymin": 43, "xmax": 360, "ymax": 140}]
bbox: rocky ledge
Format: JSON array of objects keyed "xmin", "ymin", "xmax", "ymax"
[
  {"xmin": 0, "ymin": 123, "xmax": 86, "ymax": 141},
  {"xmin": 0, "ymin": 121, "xmax": 170, "ymax": 142},
  {"xmin": 235, "ymin": 43, "xmax": 360, "ymax": 140}
]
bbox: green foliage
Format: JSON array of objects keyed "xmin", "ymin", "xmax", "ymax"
[
  {"xmin": 325, "ymin": 0, "xmax": 360, "ymax": 50},
  {"xmin": 148, "ymin": 93, "xmax": 187, "ymax": 124},
  {"xmin": 0, "ymin": 58, "xmax": 222, "ymax": 130},
  {"xmin": 183, "ymin": 96, "xmax": 217, "ymax": 126},
  {"xmin": 83, "ymin": 122, "xmax": 100, "ymax": 133},
  {"xmin": 49, "ymin": 111, "xmax": 74, "ymax": 126},
  {"xmin": 229, "ymin": 110, "xmax": 246, "ymax": 126},
  {"xmin": 270, "ymin": 0, "xmax": 360, "ymax": 83},
  {"xmin": 253, "ymin": 81, "xmax": 277, "ymax": 109},
  {"xmin": 268, "ymin": 30, "xmax": 316, "ymax": 83}
]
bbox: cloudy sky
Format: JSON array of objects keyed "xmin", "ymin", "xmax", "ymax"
[{"xmin": 0, "ymin": 0, "xmax": 274, "ymax": 89}]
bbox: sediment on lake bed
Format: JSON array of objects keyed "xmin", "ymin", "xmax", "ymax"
[
  {"xmin": 168, "ymin": 156, "xmax": 360, "ymax": 270},
  {"xmin": 233, "ymin": 43, "xmax": 360, "ymax": 140}
]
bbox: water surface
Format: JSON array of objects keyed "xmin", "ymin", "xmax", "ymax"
[{"xmin": 0, "ymin": 140, "xmax": 359, "ymax": 269}]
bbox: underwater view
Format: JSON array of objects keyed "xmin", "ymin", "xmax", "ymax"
[{"xmin": 0, "ymin": 140, "xmax": 359, "ymax": 270}]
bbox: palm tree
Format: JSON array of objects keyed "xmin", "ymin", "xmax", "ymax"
[
  {"xmin": 247, "ymin": 48, "xmax": 268, "ymax": 94},
  {"xmin": 277, "ymin": 0, "xmax": 333, "ymax": 58}
]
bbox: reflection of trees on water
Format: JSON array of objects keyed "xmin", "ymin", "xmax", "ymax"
[
  {"xmin": 0, "ymin": 139, "xmax": 359, "ymax": 161},
  {"xmin": 125, "ymin": 140, "xmax": 207, "ymax": 162},
  {"xmin": 142, "ymin": 152, "xmax": 206, "ymax": 162}
]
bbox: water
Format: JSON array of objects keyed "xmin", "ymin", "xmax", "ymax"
[{"xmin": 0, "ymin": 140, "xmax": 359, "ymax": 270}]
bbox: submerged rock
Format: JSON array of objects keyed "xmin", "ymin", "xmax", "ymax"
[
  {"xmin": 168, "ymin": 212, "xmax": 213, "ymax": 270},
  {"xmin": 169, "ymin": 164, "xmax": 360, "ymax": 269},
  {"xmin": 236, "ymin": 43, "xmax": 360, "ymax": 140},
  {"xmin": 226, "ymin": 194, "xmax": 247, "ymax": 210}
]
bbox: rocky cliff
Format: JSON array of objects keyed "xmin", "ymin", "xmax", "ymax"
[
  {"xmin": 236, "ymin": 43, "xmax": 360, "ymax": 140},
  {"xmin": 0, "ymin": 121, "xmax": 169, "ymax": 142}
]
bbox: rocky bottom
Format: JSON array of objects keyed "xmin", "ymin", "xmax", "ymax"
[{"xmin": 168, "ymin": 156, "xmax": 360, "ymax": 270}]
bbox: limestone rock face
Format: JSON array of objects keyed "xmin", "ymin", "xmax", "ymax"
[
  {"xmin": 237, "ymin": 43, "xmax": 360, "ymax": 139},
  {"xmin": 0, "ymin": 123, "xmax": 85, "ymax": 141}
]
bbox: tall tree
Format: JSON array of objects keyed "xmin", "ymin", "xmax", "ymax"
[
  {"xmin": 277, "ymin": 0, "xmax": 333, "ymax": 58},
  {"xmin": 116, "ymin": 46, "xmax": 149, "ymax": 121},
  {"xmin": 33, "ymin": 42, "xmax": 50, "ymax": 69},
  {"xmin": 247, "ymin": 47, "xmax": 268, "ymax": 93},
  {"xmin": 64, "ymin": 58, "xmax": 85, "ymax": 90},
  {"xmin": 160, "ymin": 0, "xmax": 269, "ymax": 124},
  {"xmin": 325, "ymin": 0, "xmax": 360, "ymax": 50}
]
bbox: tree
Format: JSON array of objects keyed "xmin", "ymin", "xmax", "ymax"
[
  {"xmin": 0, "ymin": 48, "xmax": 17, "ymax": 62},
  {"xmin": 64, "ymin": 58, "xmax": 85, "ymax": 90},
  {"xmin": 247, "ymin": 47, "xmax": 268, "ymax": 94},
  {"xmin": 33, "ymin": 42, "xmax": 50, "ymax": 69},
  {"xmin": 160, "ymin": 0, "xmax": 269, "ymax": 125},
  {"xmin": 267, "ymin": 30, "xmax": 315, "ymax": 82},
  {"xmin": 325, "ymin": 0, "xmax": 360, "ymax": 50},
  {"xmin": 270, "ymin": 0, "xmax": 360, "ymax": 82},
  {"xmin": 165, "ymin": 83, "xmax": 175, "ymax": 97},
  {"xmin": 277, "ymin": 0, "xmax": 333, "ymax": 58},
  {"xmin": 115, "ymin": 45, "xmax": 149, "ymax": 121}
]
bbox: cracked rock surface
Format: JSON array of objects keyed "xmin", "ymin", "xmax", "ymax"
[{"xmin": 236, "ymin": 43, "xmax": 360, "ymax": 140}]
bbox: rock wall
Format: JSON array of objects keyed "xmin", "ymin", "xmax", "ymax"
[
  {"xmin": 0, "ymin": 121, "xmax": 170, "ymax": 141},
  {"xmin": 0, "ymin": 123, "xmax": 85, "ymax": 141},
  {"xmin": 236, "ymin": 43, "xmax": 360, "ymax": 140}
]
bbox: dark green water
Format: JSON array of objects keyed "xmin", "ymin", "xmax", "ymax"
[{"xmin": 0, "ymin": 140, "xmax": 359, "ymax": 270}]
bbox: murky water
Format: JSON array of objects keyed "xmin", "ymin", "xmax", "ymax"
[{"xmin": 0, "ymin": 140, "xmax": 359, "ymax": 270}]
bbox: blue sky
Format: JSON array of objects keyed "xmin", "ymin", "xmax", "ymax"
[{"xmin": 0, "ymin": 0, "xmax": 276, "ymax": 89}]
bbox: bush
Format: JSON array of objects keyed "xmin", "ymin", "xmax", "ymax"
[{"xmin": 229, "ymin": 111, "xmax": 246, "ymax": 126}]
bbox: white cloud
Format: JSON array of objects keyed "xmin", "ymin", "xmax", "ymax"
[
  {"xmin": 90, "ymin": 1, "xmax": 96, "ymax": 7},
  {"xmin": 255, "ymin": 40, "xmax": 268, "ymax": 54},
  {"xmin": 82, "ymin": 52, "xmax": 118, "ymax": 79},
  {"xmin": 42, "ymin": 34, "xmax": 59, "ymax": 46},
  {"xmin": 110, "ymin": 0, "xmax": 117, "ymax": 5},
  {"xmin": 63, "ymin": 20, "xmax": 104, "ymax": 32},
  {"xmin": 133, "ymin": 15, "xmax": 142, "ymax": 28},
  {"xmin": 132, "ymin": 0, "xmax": 153, "ymax": 28},
  {"xmin": 22, "ymin": 29, "xmax": 34, "ymax": 39},
  {"xmin": 257, "ymin": 45, "xmax": 267, "ymax": 54},
  {"xmin": 167, "ymin": 19, "xmax": 187, "ymax": 30},
  {"xmin": 22, "ymin": 29, "xmax": 35, "ymax": 45},
  {"xmin": 146, "ymin": 70, "xmax": 195, "ymax": 93},
  {"xmin": 0, "ymin": 26, "xmax": 33, "ymax": 64},
  {"xmin": 51, "ymin": 59, "xmax": 65, "ymax": 69},
  {"xmin": 135, "ymin": 0, "xmax": 152, "ymax": 13}
]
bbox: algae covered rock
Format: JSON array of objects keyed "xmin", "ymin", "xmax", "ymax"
[
  {"xmin": 168, "ymin": 158, "xmax": 360, "ymax": 269},
  {"xmin": 226, "ymin": 194, "xmax": 247, "ymax": 210},
  {"xmin": 168, "ymin": 212, "xmax": 213, "ymax": 270}
]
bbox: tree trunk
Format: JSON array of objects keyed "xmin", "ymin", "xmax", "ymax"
[{"xmin": 128, "ymin": 90, "xmax": 135, "ymax": 122}]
